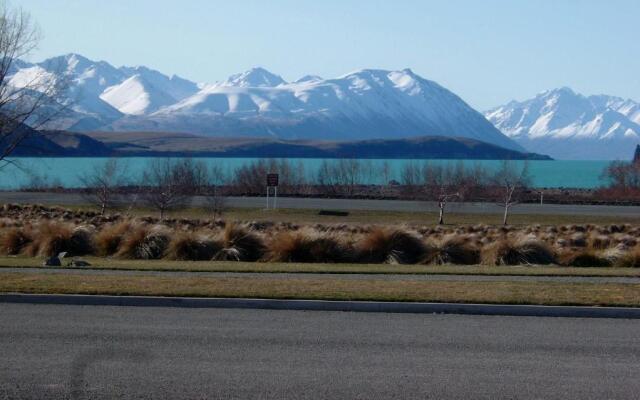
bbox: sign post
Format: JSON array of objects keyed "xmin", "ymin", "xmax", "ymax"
[{"xmin": 266, "ymin": 173, "xmax": 279, "ymax": 210}]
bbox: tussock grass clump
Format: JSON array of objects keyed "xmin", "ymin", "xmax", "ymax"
[
  {"xmin": 483, "ymin": 239, "xmax": 556, "ymax": 266},
  {"xmin": 18, "ymin": 222, "xmax": 94, "ymax": 257},
  {"xmin": 268, "ymin": 231, "xmax": 352, "ymax": 263},
  {"xmin": 165, "ymin": 232, "xmax": 222, "ymax": 261},
  {"xmin": 356, "ymin": 228, "xmax": 429, "ymax": 264},
  {"xmin": 0, "ymin": 227, "xmax": 33, "ymax": 255},
  {"xmin": 589, "ymin": 234, "xmax": 611, "ymax": 250},
  {"xmin": 568, "ymin": 233, "xmax": 588, "ymax": 247},
  {"xmin": 94, "ymin": 220, "xmax": 134, "ymax": 256},
  {"xmin": 612, "ymin": 248, "xmax": 640, "ymax": 268},
  {"xmin": 428, "ymin": 236, "xmax": 480, "ymax": 265},
  {"xmin": 558, "ymin": 251, "xmax": 612, "ymax": 268},
  {"xmin": 116, "ymin": 225, "xmax": 170, "ymax": 260},
  {"xmin": 22, "ymin": 222, "xmax": 72, "ymax": 257},
  {"xmin": 213, "ymin": 223, "xmax": 265, "ymax": 261}
]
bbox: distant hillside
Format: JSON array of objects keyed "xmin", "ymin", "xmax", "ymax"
[
  {"xmin": 85, "ymin": 131, "xmax": 550, "ymax": 160},
  {"xmin": 2, "ymin": 129, "xmax": 112, "ymax": 157}
]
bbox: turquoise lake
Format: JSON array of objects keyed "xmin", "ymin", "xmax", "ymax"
[{"xmin": 0, "ymin": 157, "xmax": 612, "ymax": 190}]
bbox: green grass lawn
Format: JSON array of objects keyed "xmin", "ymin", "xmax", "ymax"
[
  {"xmin": 63, "ymin": 204, "xmax": 640, "ymax": 226},
  {"xmin": 1, "ymin": 256, "xmax": 639, "ymax": 277},
  {"xmin": 1, "ymin": 271, "xmax": 638, "ymax": 307}
]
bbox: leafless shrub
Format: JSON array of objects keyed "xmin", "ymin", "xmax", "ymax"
[
  {"xmin": 491, "ymin": 161, "xmax": 530, "ymax": 226},
  {"xmin": 78, "ymin": 158, "xmax": 128, "ymax": 215},
  {"xmin": 140, "ymin": 159, "xmax": 194, "ymax": 219}
]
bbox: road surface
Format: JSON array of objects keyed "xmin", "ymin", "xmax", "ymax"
[
  {"xmin": 2, "ymin": 303, "xmax": 640, "ymax": 399},
  {"xmin": 1, "ymin": 191, "xmax": 640, "ymax": 216}
]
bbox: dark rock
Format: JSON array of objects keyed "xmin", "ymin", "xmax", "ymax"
[
  {"xmin": 43, "ymin": 256, "xmax": 61, "ymax": 267},
  {"xmin": 634, "ymin": 144, "xmax": 640, "ymax": 165},
  {"xmin": 69, "ymin": 259, "xmax": 91, "ymax": 267}
]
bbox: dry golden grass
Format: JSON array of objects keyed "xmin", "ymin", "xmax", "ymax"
[
  {"xmin": 356, "ymin": 228, "xmax": 429, "ymax": 264},
  {"xmin": 0, "ymin": 227, "xmax": 33, "ymax": 255},
  {"xmin": 115, "ymin": 224, "xmax": 170, "ymax": 260},
  {"xmin": 1, "ymin": 272, "xmax": 639, "ymax": 307},
  {"xmin": 430, "ymin": 236, "xmax": 480, "ymax": 265},
  {"xmin": 267, "ymin": 231, "xmax": 351, "ymax": 263},
  {"xmin": 2, "ymin": 206, "xmax": 640, "ymax": 268},
  {"xmin": 213, "ymin": 223, "xmax": 265, "ymax": 261},
  {"xmin": 94, "ymin": 220, "xmax": 134, "ymax": 256},
  {"xmin": 164, "ymin": 231, "xmax": 221, "ymax": 261},
  {"xmin": 483, "ymin": 238, "xmax": 556, "ymax": 266}
]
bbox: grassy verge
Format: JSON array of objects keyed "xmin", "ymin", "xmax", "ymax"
[
  {"xmin": 62, "ymin": 204, "xmax": 640, "ymax": 226},
  {"xmin": 1, "ymin": 256, "xmax": 639, "ymax": 277},
  {"xmin": 1, "ymin": 272, "xmax": 638, "ymax": 307}
]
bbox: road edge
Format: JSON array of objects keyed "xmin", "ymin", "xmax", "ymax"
[{"xmin": 2, "ymin": 293, "xmax": 640, "ymax": 319}]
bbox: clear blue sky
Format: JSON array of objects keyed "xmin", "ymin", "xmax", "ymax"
[{"xmin": 13, "ymin": 0, "xmax": 640, "ymax": 110}]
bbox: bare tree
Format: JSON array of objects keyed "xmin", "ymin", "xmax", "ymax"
[
  {"xmin": 316, "ymin": 159, "xmax": 364, "ymax": 196},
  {"xmin": 492, "ymin": 160, "xmax": 530, "ymax": 225},
  {"xmin": 203, "ymin": 162, "xmax": 227, "ymax": 220},
  {"xmin": 436, "ymin": 190, "xmax": 459, "ymax": 225},
  {"xmin": 379, "ymin": 160, "xmax": 391, "ymax": 197},
  {"xmin": 0, "ymin": 2, "xmax": 66, "ymax": 167},
  {"xmin": 78, "ymin": 158, "xmax": 127, "ymax": 215},
  {"xmin": 141, "ymin": 158, "xmax": 193, "ymax": 219},
  {"xmin": 420, "ymin": 162, "xmax": 460, "ymax": 225}
]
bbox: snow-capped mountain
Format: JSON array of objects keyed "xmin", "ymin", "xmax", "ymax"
[
  {"xmin": 486, "ymin": 88, "xmax": 640, "ymax": 160},
  {"xmin": 7, "ymin": 53, "xmax": 199, "ymax": 130},
  {"xmin": 7, "ymin": 54, "xmax": 523, "ymax": 152},
  {"xmin": 99, "ymin": 75, "xmax": 177, "ymax": 115},
  {"xmin": 117, "ymin": 67, "xmax": 522, "ymax": 151},
  {"xmin": 219, "ymin": 67, "xmax": 286, "ymax": 88}
]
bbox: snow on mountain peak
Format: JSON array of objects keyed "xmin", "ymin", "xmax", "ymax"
[
  {"xmin": 294, "ymin": 75, "xmax": 323, "ymax": 83},
  {"xmin": 486, "ymin": 87, "xmax": 640, "ymax": 159},
  {"xmin": 100, "ymin": 74, "xmax": 177, "ymax": 115},
  {"xmin": 221, "ymin": 67, "xmax": 286, "ymax": 87},
  {"xmin": 6, "ymin": 54, "xmax": 524, "ymax": 153}
]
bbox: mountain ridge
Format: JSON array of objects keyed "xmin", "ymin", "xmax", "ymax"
[
  {"xmin": 486, "ymin": 87, "xmax": 640, "ymax": 160},
  {"xmin": 7, "ymin": 53, "xmax": 524, "ymax": 153}
]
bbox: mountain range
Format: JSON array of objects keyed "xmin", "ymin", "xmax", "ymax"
[
  {"xmin": 485, "ymin": 88, "xmax": 640, "ymax": 160},
  {"xmin": 7, "ymin": 53, "xmax": 640, "ymax": 159},
  {"xmin": 8, "ymin": 54, "xmax": 522, "ymax": 153}
]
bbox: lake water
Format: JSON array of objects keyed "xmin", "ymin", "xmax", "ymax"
[{"xmin": 0, "ymin": 157, "xmax": 612, "ymax": 190}]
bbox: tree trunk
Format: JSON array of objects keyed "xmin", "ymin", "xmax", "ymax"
[
  {"xmin": 438, "ymin": 203, "xmax": 445, "ymax": 225},
  {"xmin": 503, "ymin": 204, "xmax": 509, "ymax": 226},
  {"xmin": 100, "ymin": 201, "xmax": 106, "ymax": 216}
]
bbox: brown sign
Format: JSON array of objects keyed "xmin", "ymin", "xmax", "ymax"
[{"xmin": 267, "ymin": 173, "xmax": 279, "ymax": 187}]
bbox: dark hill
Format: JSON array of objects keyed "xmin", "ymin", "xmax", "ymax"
[
  {"xmin": 6, "ymin": 129, "xmax": 551, "ymax": 160},
  {"xmin": 85, "ymin": 131, "xmax": 551, "ymax": 160}
]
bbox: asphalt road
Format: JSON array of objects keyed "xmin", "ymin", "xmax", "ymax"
[
  {"xmin": 2, "ymin": 267, "xmax": 640, "ymax": 283},
  {"xmin": 2, "ymin": 191, "xmax": 640, "ymax": 216},
  {"xmin": 2, "ymin": 304, "xmax": 640, "ymax": 399}
]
